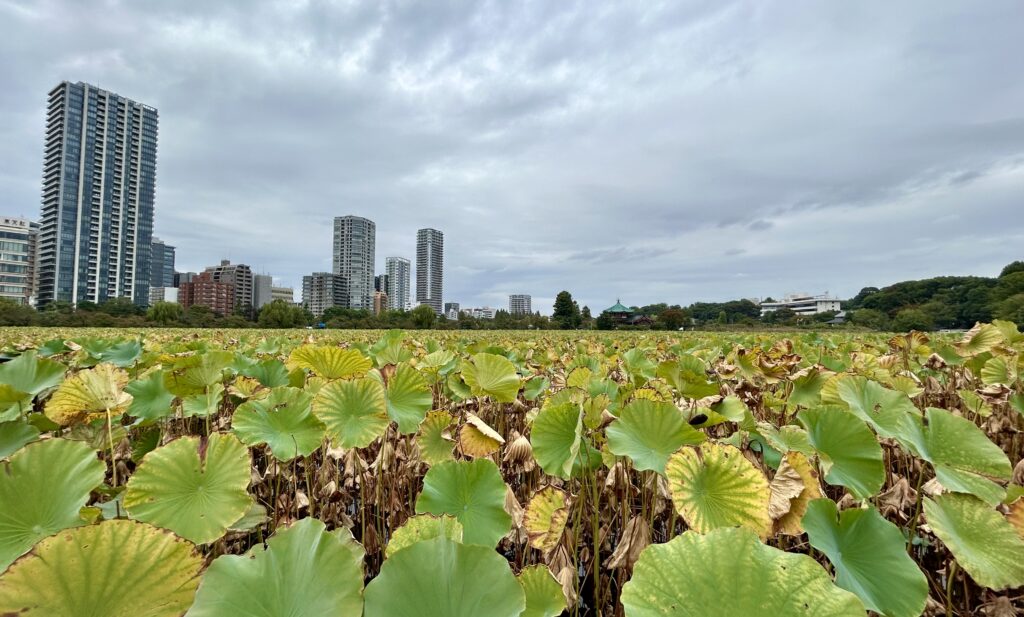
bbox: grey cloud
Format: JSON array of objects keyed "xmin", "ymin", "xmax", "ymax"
[{"xmin": 1, "ymin": 0, "xmax": 1023, "ymax": 314}]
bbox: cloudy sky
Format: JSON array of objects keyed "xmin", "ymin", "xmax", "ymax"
[{"xmin": 2, "ymin": 1, "xmax": 1022, "ymax": 314}]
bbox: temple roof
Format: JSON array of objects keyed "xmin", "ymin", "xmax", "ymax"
[{"xmin": 605, "ymin": 299, "xmax": 634, "ymax": 313}]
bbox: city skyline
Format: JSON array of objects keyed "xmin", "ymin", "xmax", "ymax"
[{"xmin": 1, "ymin": 3, "xmax": 1022, "ymax": 314}]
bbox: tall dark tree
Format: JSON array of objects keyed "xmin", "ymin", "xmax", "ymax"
[{"xmin": 552, "ymin": 291, "xmax": 580, "ymax": 329}]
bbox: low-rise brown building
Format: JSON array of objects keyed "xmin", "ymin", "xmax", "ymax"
[{"xmin": 179, "ymin": 271, "xmax": 235, "ymax": 316}]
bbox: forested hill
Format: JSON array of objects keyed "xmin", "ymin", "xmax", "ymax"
[{"xmin": 844, "ymin": 261, "xmax": 1024, "ymax": 330}]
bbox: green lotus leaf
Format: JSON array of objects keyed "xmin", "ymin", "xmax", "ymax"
[
  {"xmin": 955, "ymin": 323, "xmax": 1003, "ymax": 357},
  {"xmin": 0, "ymin": 350, "xmax": 65, "ymax": 396},
  {"xmin": 386, "ymin": 514, "xmax": 463, "ymax": 557},
  {"xmin": 757, "ymin": 422, "xmax": 814, "ymax": 457},
  {"xmin": 0, "ymin": 438, "xmax": 105, "ymax": 570},
  {"xmin": 803, "ymin": 498, "xmax": 927, "ymax": 617},
  {"xmin": 665, "ymin": 442, "xmax": 771, "ymax": 538},
  {"xmin": 125, "ymin": 370, "xmax": 176, "ymax": 422},
  {"xmin": 0, "ymin": 385, "xmax": 32, "ymax": 422},
  {"xmin": 417, "ymin": 410, "xmax": 455, "ymax": 465},
  {"xmin": 462, "ymin": 353, "xmax": 520, "ymax": 403},
  {"xmin": 523, "ymin": 376, "xmax": 549, "ymax": 401},
  {"xmin": 288, "ymin": 345, "xmax": 371, "ymax": 380},
  {"xmin": 620, "ymin": 527, "xmax": 865, "ymax": 616},
  {"xmin": 415, "ymin": 459, "xmax": 511, "ymax": 547},
  {"xmin": 923, "ymin": 493, "xmax": 1024, "ymax": 590},
  {"xmin": 799, "ymin": 406, "xmax": 884, "ymax": 499},
  {"xmin": 0, "ymin": 519, "xmax": 202, "ymax": 617},
  {"xmin": 313, "ymin": 376, "xmax": 389, "ymax": 448},
  {"xmin": 44, "ymin": 363, "xmax": 132, "ymax": 426},
  {"xmin": 187, "ymin": 518, "xmax": 364, "ymax": 617},
  {"xmin": 370, "ymin": 330, "xmax": 413, "ymax": 367},
  {"xmin": 903, "ymin": 407, "xmax": 1011, "ymax": 506},
  {"xmin": 607, "ymin": 399, "xmax": 705, "ymax": 474},
  {"xmin": 833, "ymin": 376, "xmax": 920, "ymax": 443},
  {"xmin": 164, "ymin": 351, "xmax": 233, "ymax": 396},
  {"xmin": 789, "ymin": 368, "xmax": 830, "ymax": 407},
  {"xmin": 386, "ymin": 363, "xmax": 433, "ymax": 433},
  {"xmin": 981, "ymin": 356, "xmax": 1016, "ymax": 385},
  {"xmin": 240, "ymin": 358, "xmax": 291, "ymax": 388},
  {"xmin": 227, "ymin": 502, "xmax": 269, "ymax": 532},
  {"xmin": 181, "ymin": 383, "xmax": 224, "ymax": 418},
  {"xmin": 0, "ymin": 419, "xmax": 39, "ymax": 459},
  {"xmin": 530, "ymin": 402, "xmax": 583, "ymax": 480},
  {"xmin": 232, "ymin": 386, "xmax": 325, "ymax": 461},
  {"xmin": 124, "ymin": 433, "xmax": 253, "ymax": 544},
  {"xmin": 364, "ymin": 537, "xmax": 525, "ymax": 617},
  {"xmin": 656, "ymin": 357, "xmax": 719, "ymax": 399},
  {"xmin": 518, "ymin": 564, "xmax": 566, "ymax": 617}
]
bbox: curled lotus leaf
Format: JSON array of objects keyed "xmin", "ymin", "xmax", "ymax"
[
  {"xmin": 385, "ymin": 363, "xmax": 433, "ymax": 433},
  {"xmin": 524, "ymin": 487, "xmax": 569, "ymax": 553},
  {"xmin": 459, "ymin": 412, "xmax": 505, "ymax": 458}
]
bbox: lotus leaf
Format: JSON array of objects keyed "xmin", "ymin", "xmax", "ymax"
[
  {"xmin": 313, "ymin": 376, "xmax": 389, "ymax": 448},
  {"xmin": 462, "ymin": 352, "xmax": 520, "ymax": 402},
  {"xmin": 0, "ymin": 519, "xmax": 202, "ymax": 617},
  {"xmin": 232, "ymin": 386, "xmax": 325, "ymax": 460},
  {"xmin": 124, "ymin": 433, "xmax": 253, "ymax": 544},
  {"xmin": 799, "ymin": 406, "xmax": 884, "ymax": 499},
  {"xmin": 415, "ymin": 458, "xmax": 511, "ymax": 547},
  {"xmin": 606, "ymin": 399, "xmax": 705, "ymax": 474}
]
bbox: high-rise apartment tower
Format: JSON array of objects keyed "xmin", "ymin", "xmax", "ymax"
[
  {"xmin": 416, "ymin": 228, "xmax": 443, "ymax": 314},
  {"xmin": 385, "ymin": 256, "xmax": 411, "ymax": 311},
  {"xmin": 333, "ymin": 216, "xmax": 375, "ymax": 311},
  {"xmin": 37, "ymin": 81, "xmax": 158, "ymax": 306}
]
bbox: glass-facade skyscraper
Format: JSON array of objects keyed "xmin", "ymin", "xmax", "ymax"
[
  {"xmin": 150, "ymin": 237, "xmax": 175, "ymax": 288},
  {"xmin": 416, "ymin": 228, "xmax": 443, "ymax": 315},
  {"xmin": 37, "ymin": 81, "xmax": 158, "ymax": 306},
  {"xmin": 332, "ymin": 216, "xmax": 375, "ymax": 311}
]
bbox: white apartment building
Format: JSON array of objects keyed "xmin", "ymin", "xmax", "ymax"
[
  {"xmin": 385, "ymin": 256, "xmax": 411, "ymax": 311},
  {"xmin": 760, "ymin": 293, "xmax": 841, "ymax": 316},
  {"xmin": 463, "ymin": 306, "xmax": 497, "ymax": 319},
  {"xmin": 509, "ymin": 294, "xmax": 532, "ymax": 315},
  {"xmin": 0, "ymin": 216, "xmax": 38, "ymax": 305}
]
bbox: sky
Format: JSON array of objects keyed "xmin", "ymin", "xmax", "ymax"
[{"xmin": 1, "ymin": 1, "xmax": 1022, "ymax": 315}]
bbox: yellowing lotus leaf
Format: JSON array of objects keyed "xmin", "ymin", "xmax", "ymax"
[
  {"xmin": 772, "ymin": 451, "xmax": 822, "ymax": 535},
  {"xmin": 459, "ymin": 412, "xmax": 505, "ymax": 458},
  {"xmin": 666, "ymin": 442, "xmax": 771, "ymax": 538},
  {"xmin": 288, "ymin": 346, "xmax": 371, "ymax": 380},
  {"xmin": 44, "ymin": 363, "xmax": 132, "ymax": 426},
  {"xmin": 518, "ymin": 564, "xmax": 567, "ymax": 617},
  {"xmin": 524, "ymin": 487, "xmax": 569, "ymax": 553},
  {"xmin": 386, "ymin": 514, "xmax": 463, "ymax": 558},
  {"xmin": 0, "ymin": 520, "xmax": 202, "ymax": 617},
  {"xmin": 417, "ymin": 410, "xmax": 456, "ymax": 465}
]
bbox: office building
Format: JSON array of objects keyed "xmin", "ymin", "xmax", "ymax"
[
  {"xmin": 509, "ymin": 294, "xmax": 532, "ymax": 315},
  {"xmin": 174, "ymin": 271, "xmax": 196, "ymax": 287},
  {"xmin": 444, "ymin": 302, "xmax": 460, "ymax": 320},
  {"xmin": 253, "ymin": 274, "xmax": 273, "ymax": 309},
  {"xmin": 416, "ymin": 228, "xmax": 443, "ymax": 314},
  {"xmin": 149, "ymin": 286, "xmax": 178, "ymax": 305},
  {"xmin": 303, "ymin": 272, "xmax": 346, "ymax": 318},
  {"xmin": 373, "ymin": 291, "xmax": 388, "ymax": 315},
  {"xmin": 0, "ymin": 216, "xmax": 38, "ymax": 305},
  {"xmin": 271, "ymin": 286, "xmax": 295, "ymax": 304},
  {"xmin": 150, "ymin": 238, "xmax": 175, "ymax": 289},
  {"xmin": 333, "ymin": 216, "xmax": 375, "ymax": 311},
  {"xmin": 374, "ymin": 274, "xmax": 388, "ymax": 293},
  {"xmin": 760, "ymin": 293, "xmax": 842, "ymax": 317},
  {"xmin": 385, "ymin": 256, "xmax": 411, "ymax": 311},
  {"xmin": 37, "ymin": 81, "xmax": 158, "ymax": 307},
  {"xmin": 205, "ymin": 260, "xmax": 253, "ymax": 315},
  {"xmin": 179, "ymin": 272, "xmax": 234, "ymax": 316}
]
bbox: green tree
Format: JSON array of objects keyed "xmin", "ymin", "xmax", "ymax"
[
  {"xmin": 411, "ymin": 304, "xmax": 437, "ymax": 329},
  {"xmin": 580, "ymin": 306, "xmax": 593, "ymax": 329},
  {"xmin": 892, "ymin": 308, "xmax": 935, "ymax": 332},
  {"xmin": 99, "ymin": 297, "xmax": 144, "ymax": 316},
  {"xmin": 258, "ymin": 300, "xmax": 308, "ymax": 328},
  {"xmin": 849, "ymin": 309, "xmax": 889, "ymax": 330},
  {"xmin": 762, "ymin": 308, "xmax": 796, "ymax": 326},
  {"xmin": 595, "ymin": 311, "xmax": 614, "ymax": 330},
  {"xmin": 552, "ymin": 291, "xmax": 580, "ymax": 329},
  {"xmin": 0, "ymin": 298, "xmax": 38, "ymax": 326},
  {"xmin": 658, "ymin": 308, "xmax": 689, "ymax": 330},
  {"xmin": 994, "ymin": 293, "xmax": 1024, "ymax": 326},
  {"xmin": 146, "ymin": 301, "xmax": 184, "ymax": 325},
  {"xmin": 1000, "ymin": 261, "xmax": 1024, "ymax": 278},
  {"xmin": 185, "ymin": 305, "xmax": 217, "ymax": 327}
]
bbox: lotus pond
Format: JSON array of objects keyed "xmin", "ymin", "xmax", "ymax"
[{"xmin": 0, "ymin": 324, "xmax": 1022, "ymax": 616}]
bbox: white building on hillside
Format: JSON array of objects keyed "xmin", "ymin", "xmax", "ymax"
[{"xmin": 760, "ymin": 293, "xmax": 841, "ymax": 317}]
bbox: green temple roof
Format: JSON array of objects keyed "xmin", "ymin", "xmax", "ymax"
[{"xmin": 605, "ymin": 299, "xmax": 634, "ymax": 313}]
